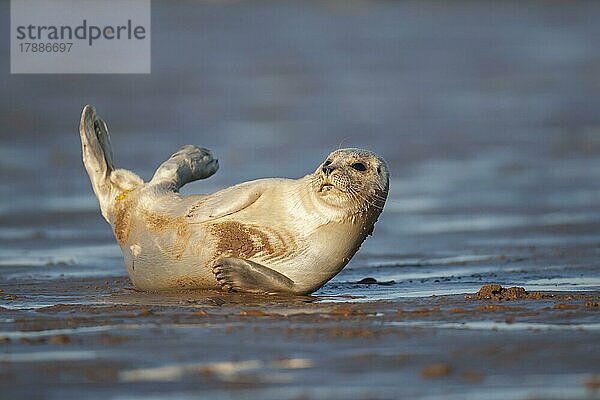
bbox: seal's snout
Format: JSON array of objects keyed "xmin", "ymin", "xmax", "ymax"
[
  {"xmin": 321, "ymin": 159, "xmax": 343, "ymax": 177},
  {"xmin": 322, "ymin": 163, "xmax": 335, "ymax": 176}
]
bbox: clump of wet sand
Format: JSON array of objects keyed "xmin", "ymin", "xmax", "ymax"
[{"xmin": 467, "ymin": 284, "xmax": 543, "ymax": 301}]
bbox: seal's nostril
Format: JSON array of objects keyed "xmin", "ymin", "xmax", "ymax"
[{"xmin": 322, "ymin": 165, "xmax": 334, "ymax": 175}]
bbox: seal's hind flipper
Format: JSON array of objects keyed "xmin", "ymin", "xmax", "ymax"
[
  {"xmin": 80, "ymin": 105, "xmax": 143, "ymax": 222},
  {"xmin": 213, "ymin": 257, "xmax": 296, "ymax": 294},
  {"xmin": 150, "ymin": 145, "xmax": 219, "ymax": 192},
  {"xmin": 80, "ymin": 105, "xmax": 114, "ymax": 190}
]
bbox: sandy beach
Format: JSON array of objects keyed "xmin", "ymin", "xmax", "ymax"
[
  {"xmin": 1, "ymin": 279, "xmax": 599, "ymax": 399},
  {"xmin": 1, "ymin": 1, "xmax": 600, "ymax": 398}
]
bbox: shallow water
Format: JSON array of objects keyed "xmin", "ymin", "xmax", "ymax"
[
  {"xmin": 1, "ymin": 1, "xmax": 600, "ymax": 305},
  {"xmin": 1, "ymin": 142, "xmax": 599, "ymax": 306}
]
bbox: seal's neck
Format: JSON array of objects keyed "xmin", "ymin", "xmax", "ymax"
[{"xmin": 292, "ymin": 175, "xmax": 381, "ymax": 227}]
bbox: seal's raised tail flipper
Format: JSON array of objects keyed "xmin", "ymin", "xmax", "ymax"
[
  {"xmin": 80, "ymin": 105, "xmax": 143, "ymax": 221},
  {"xmin": 212, "ymin": 257, "xmax": 298, "ymax": 294},
  {"xmin": 149, "ymin": 145, "xmax": 218, "ymax": 192},
  {"xmin": 80, "ymin": 105, "xmax": 113, "ymax": 188}
]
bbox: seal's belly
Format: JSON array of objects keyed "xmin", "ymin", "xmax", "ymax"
[
  {"xmin": 121, "ymin": 229, "xmax": 216, "ymax": 290},
  {"xmin": 117, "ymin": 207, "xmax": 302, "ymax": 290},
  {"xmin": 208, "ymin": 220, "xmax": 298, "ymax": 263},
  {"xmin": 116, "ymin": 205, "xmax": 217, "ymax": 290}
]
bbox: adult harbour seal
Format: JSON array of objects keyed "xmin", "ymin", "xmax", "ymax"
[{"xmin": 80, "ymin": 105, "xmax": 389, "ymax": 294}]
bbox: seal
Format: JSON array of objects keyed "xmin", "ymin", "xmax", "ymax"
[{"xmin": 79, "ymin": 105, "xmax": 389, "ymax": 294}]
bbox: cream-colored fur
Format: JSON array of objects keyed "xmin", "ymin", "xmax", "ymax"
[{"xmin": 80, "ymin": 105, "xmax": 389, "ymax": 294}]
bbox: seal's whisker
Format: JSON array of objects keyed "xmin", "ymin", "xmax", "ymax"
[
  {"xmin": 337, "ymin": 138, "xmax": 349, "ymax": 150},
  {"xmin": 347, "ymin": 189, "xmax": 385, "ymax": 211}
]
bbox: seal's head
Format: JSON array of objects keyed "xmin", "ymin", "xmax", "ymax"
[{"xmin": 312, "ymin": 148, "xmax": 389, "ymax": 217}]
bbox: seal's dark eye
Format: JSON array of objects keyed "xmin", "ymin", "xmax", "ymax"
[
  {"xmin": 323, "ymin": 160, "xmax": 332, "ymax": 166},
  {"xmin": 351, "ymin": 162, "xmax": 367, "ymax": 171}
]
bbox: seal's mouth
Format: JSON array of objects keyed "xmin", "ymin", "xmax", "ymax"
[
  {"xmin": 319, "ymin": 182, "xmax": 334, "ymax": 192},
  {"xmin": 319, "ymin": 181, "xmax": 348, "ymax": 194}
]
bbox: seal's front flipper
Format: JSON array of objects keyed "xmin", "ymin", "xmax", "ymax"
[
  {"xmin": 213, "ymin": 257, "xmax": 296, "ymax": 294},
  {"xmin": 150, "ymin": 145, "xmax": 219, "ymax": 192},
  {"xmin": 186, "ymin": 182, "xmax": 264, "ymax": 222}
]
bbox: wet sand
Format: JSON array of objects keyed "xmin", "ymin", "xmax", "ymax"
[
  {"xmin": 1, "ymin": 280, "xmax": 599, "ymax": 399},
  {"xmin": 1, "ymin": 1, "xmax": 600, "ymax": 398}
]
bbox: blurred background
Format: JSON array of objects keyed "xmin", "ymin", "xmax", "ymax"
[{"xmin": 1, "ymin": 1, "xmax": 599, "ymax": 298}]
